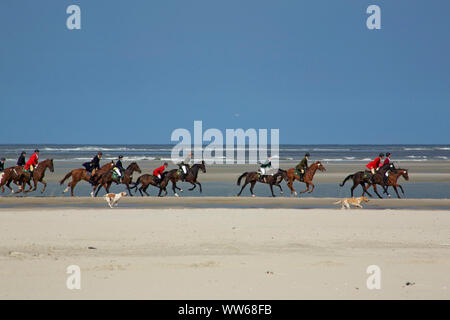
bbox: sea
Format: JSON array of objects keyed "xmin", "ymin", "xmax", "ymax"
[
  {"xmin": 1, "ymin": 144, "xmax": 450, "ymax": 201},
  {"xmin": 0, "ymin": 144, "xmax": 449, "ymax": 163}
]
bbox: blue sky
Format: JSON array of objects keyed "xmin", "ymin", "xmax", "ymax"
[{"xmin": 0, "ymin": 0, "xmax": 449, "ymax": 144}]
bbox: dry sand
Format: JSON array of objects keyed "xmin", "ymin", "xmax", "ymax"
[{"xmin": 0, "ymin": 206, "xmax": 449, "ymax": 299}]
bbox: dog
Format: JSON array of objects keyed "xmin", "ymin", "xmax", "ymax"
[
  {"xmin": 333, "ymin": 196, "xmax": 369, "ymax": 209},
  {"xmin": 104, "ymin": 192, "xmax": 127, "ymax": 208}
]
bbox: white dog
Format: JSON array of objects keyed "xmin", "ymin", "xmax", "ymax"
[{"xmin": 104, "ymin": 192, "xmax": 127, "ymax": 208}]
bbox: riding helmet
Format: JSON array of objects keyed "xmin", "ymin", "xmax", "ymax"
[
  {"xmin": 118, "ymin": 155, "xmax": 123, "ymax": 159},
  {"xmin": 379, "ymin": 153, "xmax": 385, "ymax": 157},
  {"xmin": 0, "ymin": 157, "xmax": 5, "ymax": 161},
  {"xmin": 164, "ymin": 162, "xmax": 169, "ymax": 166},
  {"xmin": 386, "ymin": 152, "xmax": 391, "ymax": 157},
  {"xmin": 35, "ymin": 149, "xmax": 40, "ymax": 153},
  {"xmin": 305, "ymin": 153, "xmax": 310, "ymax": 157}
]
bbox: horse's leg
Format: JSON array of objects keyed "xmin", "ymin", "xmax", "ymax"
[
  {"xmin": 308, "ymin": 182, "xmax": 315, "ymax": 193},
  {"xmin": 287, "ymin": 179, "xmax": 297, "ymax": 196},
  {"xmin": 94, "ymin": 184, "xmax": 102, "ymax": 197},
  {"xmin": 277, "ymin": 184, "xmax": 283, "ymax": 195},
  {"xmin": 300, "ymin": 182, "xmax": 309, "ymax": 194},
  {"xmin": 269, "ymin": 184, "xmax": 275, "ymax": 197},
  {"xmin": 237, "ymin": 181, "xmax": 249, "ymax": 196},
  {"xmin": 361, "ymin": 183, "xmax": 373, "ymax": 198},
  {"xmin": 393, "ymin": 186, "xmax": 401, "ymax": 199},
  {"xmin": 372, "ymin": 185, "xmax": 383, "ymax": 199},
  {"xmin": 172, "ymin": 181, "xmax": 179, "ymax": 197},
  {"xmin": 249, "ymin": 181, "xmax": 256, "ymax": 197},
  {"xmin": 197, "ymin": 182, "xmax": 202, "ymax": 193},
  {"xmin": 40, "ymin": 180, "xmax": 47, "ymax": 194},
  {"xmin": 125, "ymin": 183, "xmax": 133, "ymax": 197},
  {"xmin": 188, "ymin": 182, "xmax": 196, "ymax": 191},
  {"xmin": 399, "ymin": 184, "xmax": 405, "ymax": 195}
]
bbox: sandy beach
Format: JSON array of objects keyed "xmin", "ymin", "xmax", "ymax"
[
  {"xmin": 0, "ymin": 206, "xmax": 449, "ymax": 299},
  {"xmin": 1, "ymin": 160, "xmax": 449, "ymax": 299}
]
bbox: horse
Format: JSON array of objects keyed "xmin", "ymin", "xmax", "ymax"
[
  {"xmin": 285, "ymin": 161, "xmax": 326, "ymax": 196},
  {"xmin": 15, "ymin": 159, "xmax": 55, "ymax": 194},
  {"xmin": 93, "ymin": 162, "xmax": 142, "ymax": 197},
  {"xmin": 0, "ymin": 166, "xmax": 32, "ymax": 194},
  {"xmin": 59, "ymin": 161, "xmax": 115, "ymax": 197},
  {"xmin": 372, "ymin": 168, "xmax": 409, "ymax": 198},
  {"xmin": 130, "ymin": 172, "xmax": 169, "ymax": 197},
  {"xmin": 159, "ymin": 161, "xmax": 206, "ymax": 197},
  {"xmin": 339, "ymin": 163, "xmax": 395, "ymax": 198},
  {"xmin": 236, "ymin": 169, "xmax": 287, "ymax": 197}
]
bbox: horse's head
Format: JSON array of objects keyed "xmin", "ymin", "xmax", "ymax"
[
  {"xmin": 315, "ymin": 161, "xmax": 326, "ymax": 172},
  {"xmin": 399, "ymin": 169, "xmax": 409, "ymax": 181},
  {"xmin": 199, "ymin": 160, "xmax": 206, "ymax": 173},
  {"xmin": 40, "ymin": 159, "xmax": 54, "ymax": 172},
  {"xmin": 48, "ymin": 159, "xmax": 55, "ymax": 172},
  {"xmin": 128, "ymin": 162, "xmax": 142, "ymax": 173}
]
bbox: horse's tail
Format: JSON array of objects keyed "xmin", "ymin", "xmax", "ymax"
[
  {"xmin": 339, "ymin": 174, "xmax": 354, "ymax": 187},
  {"xmin": 237, "ymin": 172, "xmax": 247, "ymax": 186},
  {"xmin": 59, "ymin": 171, "xmax": 72, "ymax": 185}
]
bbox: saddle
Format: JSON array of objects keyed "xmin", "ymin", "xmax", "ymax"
[{"xmin": 363, "ymin": 171, "xmax": 372, "ymax": 179}]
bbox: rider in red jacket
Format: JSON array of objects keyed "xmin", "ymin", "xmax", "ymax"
[
  {"xmin": 153, "ymin": 162, "xmax": 168, "ymax": 183},
  {"xmin": 25, "ymin": 149, "xmax": 39, "ymax": 178},
  {"xmin": 366, "ymin": 153, "xmax": 384, "ymax": 174}
]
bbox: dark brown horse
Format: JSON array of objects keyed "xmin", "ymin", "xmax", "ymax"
[
  {"xmin": 340, "ymin": 163, "xmax": 395, "ymax": 198},
  {"xmin": 94, "ymin": 162, "xmax": 142, "ymax": 197},
  {"xmin": 372, "ymin": 167, "xmax": 409, "ymax": 198},
  {"xmin": 0, "ymin": 166, "xmax": 31, "ymax": 194},
  {"xmin": 130, "ymin": 172, "xmax": 169, "ymax": 197},
  {"xmin": 60, "ymin": 161, "xmax": 115, "ymax": 196},
  {"xmin": 16, "ymin": 159, "xmax": 55, "ymax": 194},
  {"xmin": 236, "ymin": 169, "xmax": 287, "ymax": 197},
  {"xmin": 285, "ymin": 161, "xmax": 326, "ymax": 196},
  {"xmin": 159, "ymin": 161, "xmax": 206, "ymax": 197}
]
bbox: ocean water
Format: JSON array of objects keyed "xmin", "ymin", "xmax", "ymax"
[{"xmin": 0, "ymin": 144, "xmax": 449, "ymax": 163}]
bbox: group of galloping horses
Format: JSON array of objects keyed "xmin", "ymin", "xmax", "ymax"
[{"xmin": 0, "ymin": 158, "xmax": 409, "ymax": 199}]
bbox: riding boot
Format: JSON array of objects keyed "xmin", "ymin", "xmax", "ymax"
[{"xmin": 89, "ymin": 175, "xmax": 96, "ymax": 186}]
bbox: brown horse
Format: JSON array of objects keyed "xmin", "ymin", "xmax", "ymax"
[
  {"xmin": 159, "ymin": 161, "xmax": 206, "ymax": 197},
  {"xmin": 340, "ymin": 163, "xmax": 394, "ymax": 198},
  {"xmin": 59, "ymin": 161, "xmax": 115, "ymax": 196},
  {"xmin": 94, "ymin": 162, "xmax": 142, "ymax": 197},
  {"xmin": 285, "ymin": 161, "xmax": 326, "ymax": 196},
  {"xmin": 16, "ymin": 159, "xmax": 55, "ymax": 194},
  {"xmin": 130, "ymin": 172, "xmax": 169, "ymax": 197},
  {"xmin": 0, "ymin": 166, "xmax": 31, "ymax": 194},
  {"xmin": 236, "ymin": 169, "xmax": 287, "ymax": 197},
  {"xmin": 370, "ymin": 167, "xmax": 409, "ymax": 198}
]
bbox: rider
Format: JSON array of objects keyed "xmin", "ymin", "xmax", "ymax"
[
  {"xmin": 83, "ymin": 152, "xmax": 102, "ymax": 185},
  {"xmin": 382, "ymin": 152, "xmax": 392, "ymax": 184},
  {"xmin": 295, "ymin": 153, "xmax": 310, "ymax": 181},
  {"xmin": 178, "ymin": 152, "xmax": 192, "ymax": 181},
  {"xmin": 24, "ymin": 149, "xmax": 39, "ymax": 179},
  {"xmin": 153, "ymin": 162, "xmax": 169, "ymax": 184},
  {"xmin": 259, "ymin": 157, "xmax": 272, "ymax": 183},
  {"xmin": 114, "ymin": 155, "xmax": 125, "ymax": 181},
  {"xmin": 366, "ymin": 153, "xmax": 384, "ymax": 183},
  {"xmin": 17, "ymin": 151, "xmax": 26, "ymax": 166},
  {"xmin": 0, "ymin": 157, "xmax": 5, "ymax": 172}
]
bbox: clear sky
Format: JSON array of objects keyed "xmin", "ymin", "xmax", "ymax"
[{"xmin": 0, "ymin": 0, "xmax": 449, "ymax": 144}]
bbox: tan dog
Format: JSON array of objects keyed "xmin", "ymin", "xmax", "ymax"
[
  {"xmin": 104, "ymin": 192, "xmax": 127, "ymax": 208},
  {"xmin": 334, "ymin": 196, "xmax": 369, "ymax": 209}
]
